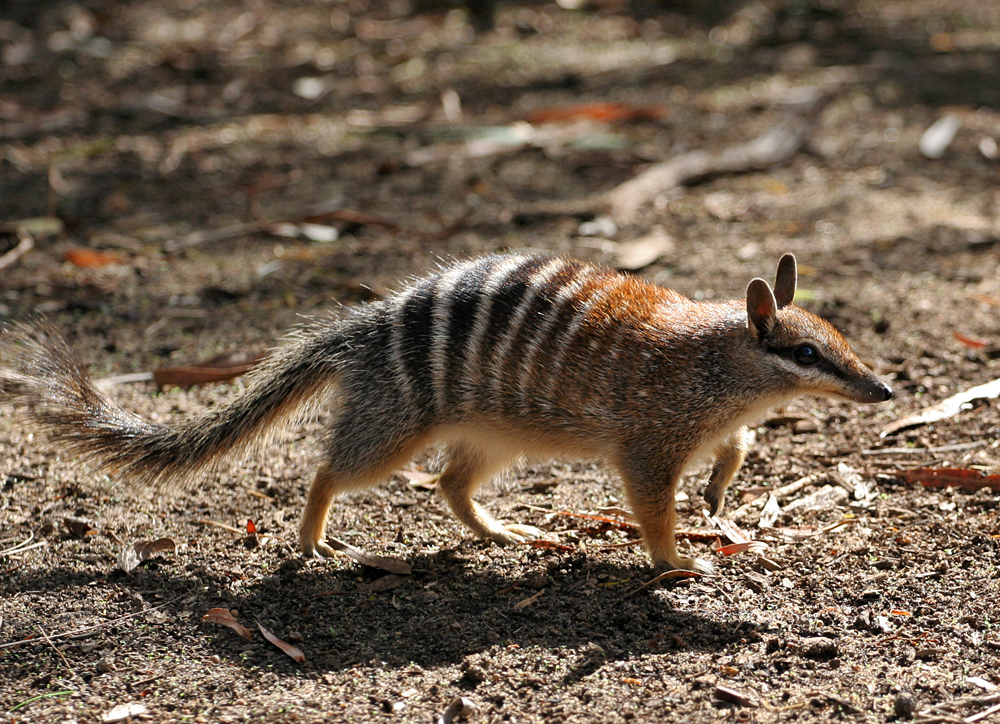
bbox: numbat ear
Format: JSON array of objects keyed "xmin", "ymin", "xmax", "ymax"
[
  {"xmin": 746, "ymin": 278, "xmax": 777, "ymax": 339},
  {"xmin": 773, "ymin": 253, "xmax": 797, "ymax": 308}
]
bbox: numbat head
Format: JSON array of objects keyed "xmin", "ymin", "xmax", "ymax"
[{"xmin": 0, "ymin": 253, "xmax": 891, "ymax": 575}]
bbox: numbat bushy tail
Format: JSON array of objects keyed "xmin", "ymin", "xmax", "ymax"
[{"xmin": 0, "ymin": 253, "xmax": 891, "ymax": 574}]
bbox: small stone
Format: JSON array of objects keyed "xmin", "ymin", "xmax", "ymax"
[
  {"xmin": 800, "ymin": 637, "xmax": 838, "ymax": 659},
  {"xmin": 919, "ymin": 114, "xmax": 961, "ymax": 159},
  {"xmin": 894, "ymin": 690, "xmax": 918, "ymax": 719},
  {"xmin": 461, "ymin": 665, "xmax": 487, "ymax": 685}
]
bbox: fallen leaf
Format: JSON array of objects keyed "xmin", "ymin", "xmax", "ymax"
[
  {"xmin": 64, "ymin": 247, "xmax": 122, "ymax": 268},
  {"xmin": 257, "ymin": 622, "xmax": 306, "ymax": 662},
  {"xmin": 397, "ymin": 468, "xmax": 441, "ymax": 489},
  {"xmin": 153, "ymin": 350, "xmax": 267, "ymax": 389},
  {"xmin": 526, "ymin": 103, "xmax": 665, "ymax": 124},
  {"xmin": 714, "ymin": 685, "xmax": 758, "ymax": 707},
  {"xmin": 359, "ymin": 574, "xmax": 409, "ymax": 593},
  {"xmin": 954, "ymin": 331, "xmax": 989, "ymax": 349},
  {"xmin": 630, "ymin": 569, "xmax": 702, "ymax": 596},
  {"xmin": 438, "ymin": 696, "xmax": 479, "ymax": 724},
  {"xmin": 201, "ymin": 608, "xmax": 253, "ymax": 641},
  {"xmin": 544, "ymin": 509, "xmax": 639, "ymax": 531},
  {"xmin": 530, "ymin": 540, "xmax": 576, "ymax": 552},
  {"xmin": 882, "ymin": 377, "xmax": 1000, "ymax": 437},
  {"xmin": 63, "ymin": 516, "xmax": 95, "ymax": 538},
  {"xmin": 901, "ymin": 467, "xmax": 1000, "ymax": 492},
  {"xmin": 513, "ymin": 589, "xmax": 545, "ymax": 609},
  {"xmin": 117, "ymin": 537, "xmax": 176, "ymax": 573},
  {"xmin": 712, "ymin": 541, "xmax": 756, "ymax": 556},
  {"xmin": 919, "ymin": 114, "xmax": 961, "ymax": 159},
  {"xmin": 102, "ymin": 702, "xmax": 148, "ymax": 722},
  {"xmin": 612, "ymin": 227, "xmax": 676, "ymax": 271},
  {"xmin": 323, "ymin": 537, "xmax": 412, "ymax": 575}
]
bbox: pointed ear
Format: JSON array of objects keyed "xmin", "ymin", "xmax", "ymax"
[
  {"xmin": 746, "ymin": 278, "xmax": 777, "ymax": 339},
  {"xmin": 773, "ymin": 253, "xmax": 797, "ymax": 308}
]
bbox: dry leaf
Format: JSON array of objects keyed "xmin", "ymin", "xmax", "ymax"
[
  {"xmin": 64, "ymin": 247, "xmax": 122, "ymax": 268},
  {"xmin": 882, "ymin": 377, "xmax": 1000, "ymax": 436},
  {"xmin": 632, "ymin": 569, "xmax": 702, "ymax": 596},
  {"xmin": 438, "ymin": 696, "xmax": 480, "ymax": 724},
  {"xmin": 902, "ymin": 467, "xmax": 1000, "ymax": 492},
  {"xmin": 153, "ymin": 350, "xmax": 267, "ymax": 389},
  {"xmin": 63, "ymin": 516, "xmax": 94, "ymax": 539},
  {"xmin": 715, "ymin": 685, "xmax": 759, "ymax": 707},
  {"xmin": 102, "ymin": 702, "xmax": 148, "ymax": 722},
  {"xmin": 612, "ymin": 227, "xmax": 676, "ymax": 271},
  {"xmin": 397, "ymin": 468, "xmax": 441, "ymax": 489},
  {"xmin": 201, "ymin": 608, "xmax": 253, "ymax": 641},
  {"xmin": 514, "ymin": 589, "xmax": 545, "ymax": 609},
  {"xmin": 118, "ymin": 537, "xmax": 176, "ymax": 573},
  {"xmin": 257, "ymin": 622, "xmax": 306, "ymax": 662},
  {"xmin": 529, "ymin": 540, "xmax": 576, "ymax": 552},
  {"xmin": 324, "ymin": 537, "xmax": 412, "ymax": 575},
  {"xmin": 954, "ymin": 331, "xmax": 989, "ymax": 349},
  {"xmin": 712, "ymin": 541, "xmax": 755, "ymax": 556},
  {"xmin": 526, "ymin": 102, "xmax": 665, "ymax": 125},
  {"xmin": 360, "ymin": 574, "xmax": 409, "ymax": 593}
]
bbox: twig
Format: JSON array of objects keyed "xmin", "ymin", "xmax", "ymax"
[
  {"xmin": 863, "ymin": 441, "xmax": 985, "ymax": 455},
  {"xmin": 516, "ymin": 90, "xmax": 833, "ymax": 223},
  {"xmin": 163, "ymin": 221, "xmax": 271, "ymax": 252},
  {"xmin": 37, "ymin": 624, "xmax": 83, "ymax": 684},
  {"xmin": 0, "ymin": 230, "xmax": 34, "ymax": 272},
  {"xmin": 0, "ymin": 595, "xmax": 185, "ymax": 651},
  {"xmin": 966, "ymin": 703, "xmax": 1000, "ymax": 723},
  {"xmin": 728, "ymin": 474, "xmax": 823, "ymax": 522}
]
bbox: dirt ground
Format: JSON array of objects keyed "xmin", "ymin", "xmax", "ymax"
[{"xmin": 2, "ymin": 0, "xmax": 1000, "ymax": 722}]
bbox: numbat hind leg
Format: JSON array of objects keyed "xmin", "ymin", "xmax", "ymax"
[
  {"xmin": 300, "ymin": 429, "xmax": 426, "ymax": 558},
  {"xmin": 438, "ymin": 442, "xmax": 542, "ymax": 544}
]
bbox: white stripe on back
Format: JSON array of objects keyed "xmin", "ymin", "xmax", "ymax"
[
  {"xmin": 389, "ymin": 285, "xmax": 419, "ymax": 402},
  {"xmin": 489, "ymin": 258, "xmax": 571, "ymax": 395},
  {"xmin": 540, "ymin": 273, "xmax": 625, "ymax": 400},
  {"xmin": 459, "ymin": 256, "xmax": 534, "ymax": 407},
  {"xmin": 429, "ymin": 264, "xmax": 471, "ymax": 413}
]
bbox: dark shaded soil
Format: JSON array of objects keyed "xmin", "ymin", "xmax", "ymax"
[{"xmin": 2, "ymin": 0, "xmax": 1000, "ymax": 722}]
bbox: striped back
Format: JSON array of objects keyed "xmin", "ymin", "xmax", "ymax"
[{"xmin": 380, "ymin": 254, "xmax": 672, "ymax": 421}]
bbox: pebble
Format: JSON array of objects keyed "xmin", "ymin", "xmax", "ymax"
[
  {"xmin": 894, "ymin": 690, "xmax": 918, "ymax": 719},
  {"xmin": 800, "ymin": 637, "xmax": 838, "ymax": 659},
  {"xmin": 919, "ymin": 115, "xmax": 961, "ymax": 159}
]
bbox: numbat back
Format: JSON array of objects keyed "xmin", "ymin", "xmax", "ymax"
[{"xmin": 0, "ymin": 253, "xmax": 891, "ymax": 574}]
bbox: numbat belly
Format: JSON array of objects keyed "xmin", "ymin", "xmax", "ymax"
[{"xmin": 0, "ymin": 253, "xmax": 891, "ymax": 574}]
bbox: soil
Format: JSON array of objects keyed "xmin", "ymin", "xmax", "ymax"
[{"xmin": 2, "ymin": 0, "xmax": 1000, "ymax": 722}]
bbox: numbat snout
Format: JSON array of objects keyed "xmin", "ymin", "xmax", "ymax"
[{"xmin": 0, "ymin": 253, "xmax": 891, "ymax": 574}]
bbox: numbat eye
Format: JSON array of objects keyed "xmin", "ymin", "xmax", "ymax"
[{"xmin": 793, "ymin": 344, "xmax": 820, "ymax": 366}]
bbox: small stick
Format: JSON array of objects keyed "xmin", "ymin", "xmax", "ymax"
[
  {"xmin": 728, "ymin": 474, "xmax": 822, "ymax": 522},
  {"xmin": 0, "ymin": 230, "xmax": 34, "ymax": 272},
  {"xmin": 0, "ymin": 595, "xmax": 185, "ymax": 651},
  {"xmin": 37, "ymin": 624, "xmax": 83, "ymax": 684}
]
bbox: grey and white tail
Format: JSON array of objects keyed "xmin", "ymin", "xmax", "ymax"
[{"xmin": 0, "ymin": 321, "xmax": 341, "ymax": 489}]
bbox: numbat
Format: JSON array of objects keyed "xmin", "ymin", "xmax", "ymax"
[{"xmin": 1, "ymin": 253, "xmax": 891, "ymax": 574}]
